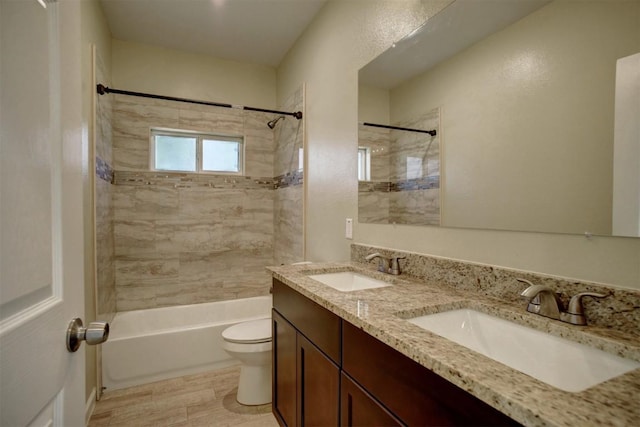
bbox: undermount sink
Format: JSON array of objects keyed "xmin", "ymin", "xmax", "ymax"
[
  {"xmin": 308, "ymin": 271, "xmax": 391, "ymax": 292},
  {"xmin": 407, "ymin": 309, "xmax": 640, "ymax": 392}
]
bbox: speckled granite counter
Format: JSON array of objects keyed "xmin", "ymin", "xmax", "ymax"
[{"xmin": 267, "ymin": 261, "xmax": 640, "ymax": 427}]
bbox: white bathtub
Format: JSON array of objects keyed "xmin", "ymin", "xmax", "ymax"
[{"xmin": 102, "ymin": 296, "xmax": 272, "ymax": 391}]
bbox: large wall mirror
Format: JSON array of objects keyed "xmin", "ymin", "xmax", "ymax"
[{"xmin": 358, "ymin": 0, "xmax": 640, "ymax": 237}]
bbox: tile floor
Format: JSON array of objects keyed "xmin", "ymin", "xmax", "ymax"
[{"xmin": 88, "ymin": 366, "xmax": 280, "ymax": 427}]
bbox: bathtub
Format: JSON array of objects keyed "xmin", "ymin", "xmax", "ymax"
[{"xmin": 102, "ymin": 295, "xmax": 272, "ymax": 391}]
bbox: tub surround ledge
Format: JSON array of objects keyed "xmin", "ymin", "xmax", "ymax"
[{"xmin": 267, "ymin": 254, "xmax": 640, "ymax": 427}]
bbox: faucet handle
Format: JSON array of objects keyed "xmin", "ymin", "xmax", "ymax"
[
  {"xmin": 567, "ymin": 292, "xmax": 608, "ymax": 316},
  {"xmin": 389, "ymin": 256, "xmax": 406, "ymax": 275},
  {"xmin": 516, "ymin": 278, "xmax": 536, "ymax": 288},
  {"xmin": 562, "ymin": 292, "xmax": 608, "ymax": 326}
]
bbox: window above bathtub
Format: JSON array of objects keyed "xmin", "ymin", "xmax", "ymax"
[{"xmin": 150, "ymin": 128, "xmax": 244, "ymax": 175}]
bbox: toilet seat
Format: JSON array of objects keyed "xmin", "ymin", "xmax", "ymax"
[{"xmin": 222, "ymin": 318, "xmax": 271, "ymax": 344}]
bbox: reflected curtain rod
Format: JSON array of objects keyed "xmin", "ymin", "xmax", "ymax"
[
  {"xmin": 362, "ymin": 122, "xmax": 436, "ymax": 136},
  {"xmin": 96, "ymin": 84, "xmax": 303, "ymax": 120}
]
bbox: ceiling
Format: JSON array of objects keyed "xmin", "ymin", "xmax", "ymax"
[
  {"xmin": 359, "ymin": 0, "xmax": 550, "ymax": 89},
  {"xmin": 100, "ymin": 0, "xmax": 327, "ymax": 67}
]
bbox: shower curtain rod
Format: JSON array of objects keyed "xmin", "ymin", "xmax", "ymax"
[
  {"xmin": 362, "ymin": 122, "xmax": 436, "ymax": 136},
  {"xmin": 96, "ymin": 84, "xmax": 303, "ymax": 120}
]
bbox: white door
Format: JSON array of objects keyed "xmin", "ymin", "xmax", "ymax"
[{"xmin": 1, "ymin": 0, "xmax": 86, "ymax": 426}]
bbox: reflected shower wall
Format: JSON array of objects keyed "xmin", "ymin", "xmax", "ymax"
[{"xmin": 358, "ymin": 107, "xmax": 440, "ymax": 225}]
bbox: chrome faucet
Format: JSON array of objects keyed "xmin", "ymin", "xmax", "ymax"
[
  {"xmin": 517, "ymin": 278, "xmax": 608, "ymax": 326},
  {"xmin": 365, "ymin": 253, "xmax": 389, "ymax": 273},
  {"xmin": 365, "ymin": 253, "xmax": 405, "ymax": 275}
]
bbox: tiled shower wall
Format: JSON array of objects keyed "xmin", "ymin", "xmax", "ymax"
[
  {"xmin": 274, "ymin": 88, "xmax": 304, "ymax": 265},
  {"xmin": 95, "ymin": 86, "xmax": 304, "ymax": 313},
  {"xmin": 94, "ymin": 51, "xmax": 116, "ymax": 321},
  {"xmin": 358, "ymin": 108, "xmax": 440, "ymax": 226}
]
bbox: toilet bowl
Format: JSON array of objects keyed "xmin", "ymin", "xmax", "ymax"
[{"xmin": 221, "ymin": 318, "xmax": 272, "ymax": 405}]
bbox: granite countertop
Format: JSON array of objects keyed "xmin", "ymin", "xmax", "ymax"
[{"xmin": 268, "ymin": 262, "xmax": 640, "ymax": 427}]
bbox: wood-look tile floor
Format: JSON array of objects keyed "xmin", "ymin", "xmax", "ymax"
[{"xmin": 88, "ymin": 366, "xmax": 280, "ymax": 427}]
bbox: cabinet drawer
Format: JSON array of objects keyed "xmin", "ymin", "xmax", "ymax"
[
  {"xmin": 342, "ymin": 321, "xmax": 519, "ymax": 426},
  {"xmin": 273, "ymin": 279, "xmax": 341, "ymax": 364}
]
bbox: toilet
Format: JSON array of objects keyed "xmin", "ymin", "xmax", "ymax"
[{"xmin": 221, "ymin": 318, "xmax": 272, "ymax": 405}]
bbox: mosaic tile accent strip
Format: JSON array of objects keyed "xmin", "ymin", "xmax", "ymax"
[
  {"xmin": 392, "ymin": 176, "xmax": 439, "ymax": 191},
  {"xmin": 274, "ymin": 170, "xmax": 303, "ymax": 189},
  {"xmin": 96, "ymin": 156, "xmax": 114, "ymax": 183},
  {"xmin": 114, "ymin": 171, "xmax": 274, "ymax": 190},
  {"xmin": 358, "ymin": 181, "xmax": 392, "ymax": 193},
  {"xmin": 359, "ymin": 177, "xmax": 440, "ymax": 193}
]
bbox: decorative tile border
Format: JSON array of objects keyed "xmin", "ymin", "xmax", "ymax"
[
  {"xmin": 114, "ymin": 170, "xmax": 274, "ymax": 190},
  {"xmin": 114, "ymin": 169, "xmax": 304, "ymax": 190},
  {"xmin": 96, "ymin": 156, "xmax": 114, "ymax": 183},
  {"xmin": 392, "ymin": 176, "xmax": 439, "ymax": 191},
  {"xmin": 358, "ymin": 176, "xmax": 440, "ymax": 193},
  {"xmin": 274, "ymin": 170, "xmax": 303, "ymax": 189},
  {"xmin": 358, "ymin": 181, "xmax": 391, "ymax": 192}
]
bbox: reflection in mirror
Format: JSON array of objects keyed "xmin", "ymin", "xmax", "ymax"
[
  {"xmin": 358, "ymin": 0, "xmax": 640, "ymax": 237},
  {"xmin": 358, "ymin": 109, "xmax": 440, "ymax": 225}
]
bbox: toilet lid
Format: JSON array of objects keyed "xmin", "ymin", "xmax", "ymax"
[{"xmin": 222, "ymin": 318, "xmax": 271, "ymax": 344}]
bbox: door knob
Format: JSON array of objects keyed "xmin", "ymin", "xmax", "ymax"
[{"xmin": 66, "ymin": 318, "xmax": 109, "ymax": 353}]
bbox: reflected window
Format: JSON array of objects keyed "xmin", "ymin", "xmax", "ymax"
[{"xmin": 358, "ymin": 147, "xmax": 371, "ymax": 181}]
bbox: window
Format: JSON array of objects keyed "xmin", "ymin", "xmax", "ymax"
[
  {"xmin": 357, "ymin": 147, "xmax": 371, "ymax": 181},
  {"xmin": 150, "ymin": 129, "xmax": 243, "ymax": 174}
]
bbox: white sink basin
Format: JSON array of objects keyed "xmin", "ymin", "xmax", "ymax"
[
  {"xmin": 308, "ymin": 271, "xmax": 391, "ymax": 292},
  {"xmin": 408, "ymin": 309, "xmax": 640, "ymax": 392}
]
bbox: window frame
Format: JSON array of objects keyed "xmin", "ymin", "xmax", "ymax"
[{"xmin": 150, "ymin": 128, "xmax": 244, "ymax": 175}]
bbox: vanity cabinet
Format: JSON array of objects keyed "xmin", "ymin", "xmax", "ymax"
[
  {"xmin": 272, "ymin": 280, "xmax": 341, "ymax": 427},
  {"xmin": 272, "ymin": 279, "xmax": 519, "ymax": 427},
  {"xmin": 342, "ymin": 321, "xmax": 519, "ymax": 426}
]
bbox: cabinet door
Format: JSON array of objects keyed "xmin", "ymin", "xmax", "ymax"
[
  {"xmin": 341, "ymin": 373, "xmax": 404, "ymax": 427},
  {"xmin": 297, "ymin": 333, "xmax": 340, "ymax": 426},
  {"xmin": 273, "ymin": 310, "xmax": 297, "ymax": 427}
]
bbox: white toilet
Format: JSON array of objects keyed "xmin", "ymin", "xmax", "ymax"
[{"xmin": 221, "ymin": 318, "xmax": 272, "ymax": 405}]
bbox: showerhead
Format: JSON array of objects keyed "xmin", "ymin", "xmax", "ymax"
[{"xmin": 267, "ymin": 116, "xmax": 285, "ymax": 129}]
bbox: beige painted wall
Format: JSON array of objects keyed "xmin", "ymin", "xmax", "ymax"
[
  {"xmin": 391, "ymin": 0, "xmax": 639, "ymax": 236},
  {"xmin": 112, "ymin": 40, "xmax": 277, "ymax": 109},
  {"xmin": 277, "ymin": 0, "xmax": 640, "ymax": 290},
  {"xmin": 358, "ymin": 84, "xmax": 390, "ymax": 124},
  {"xmin": 80, "ymin": 0, "xmax": 112, "ymax": 403},
  {"xmin": 277, "ymin": 0, "xmax": 453, "ymax": 263}
]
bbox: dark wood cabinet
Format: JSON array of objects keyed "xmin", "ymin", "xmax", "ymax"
[
  {"xmin": 272, "ymin": 309, "xmax": 297, "ymax": 427},
  {"xmin": 342, "ymin": 320, "xmax": 519, "ymax": 427},
  {"xmin": 340, "ymin": 372, "xmax": 404, "ymax": 427},
  {"xmin": 297, "ymin": 333, "xmax": 340, "ymax": 426},
  {"xmin": 272, "ymin": 280, "xmax": 341, "ymax": 427},
  {"xmin": 272, "ymin": 279, "xmax": 518, "ymax": 427}
]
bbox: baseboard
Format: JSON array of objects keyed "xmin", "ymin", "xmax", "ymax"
[{"xmin": 85, "ymin": 387, "xmax": 96, "ymax": 427}]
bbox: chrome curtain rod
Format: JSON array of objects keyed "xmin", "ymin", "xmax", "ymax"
[
  {"xmin": 96, "ymin": 84, "xmax": 303, "ymax": 120},
  {"xmin": 362, "ymin": 122, "xmax": 436, "ymax": 136}
]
